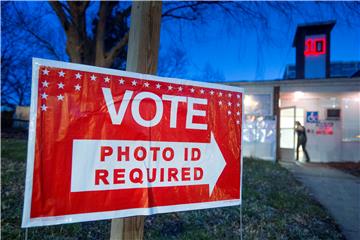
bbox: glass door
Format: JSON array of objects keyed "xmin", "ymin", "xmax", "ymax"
[
  {"xmin": 280, "ymin": 107, "xmax": 305, "ymax": 161},
  {"xmin": 280, "ymin": 107, "xmax": 296, "ymax": 149},
  {"xmin": 280, "ymin": 107, "xmax": 296, "ymax": 161}
]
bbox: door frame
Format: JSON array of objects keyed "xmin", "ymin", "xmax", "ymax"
[{"xmin": 279, "ymin": 106, "xmax": 296, "ymax": 161}]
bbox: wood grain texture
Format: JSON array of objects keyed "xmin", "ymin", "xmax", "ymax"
[
  {"xmin": 110, "ymin": 1, "xmax": 162, "ymax": 240},
  {"xmin": 126, "ymin": 1, "xmax": 162, "ymax": 74}
]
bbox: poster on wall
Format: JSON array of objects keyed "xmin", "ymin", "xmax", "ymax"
[{"xmin": 315, "ymin": 121, "xmax": 334, "ymax": 135}]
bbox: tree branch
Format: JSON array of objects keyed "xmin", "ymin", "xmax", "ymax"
[
  {"xmin": 104, "ymin": 32, "xmax": 129, "ymax": 67},
  {"xmin": 95, "ymin": 2, "xmax": 118, "ymax": 66},
  {"xmin": 49, "ymin": 1, "xmax": 70, "ymax": 30}
]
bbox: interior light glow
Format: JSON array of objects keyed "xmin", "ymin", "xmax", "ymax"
[
  {"xmin": 294, "ymin": 91, "xmax": 304, "ymax": 101},
  {"xmin": 244, "ymin": 96, "xmax": 252, "ymax": 107},
  {"xmin": 244, "ymin": 96, "xmax": 257, "ymax": 107}
]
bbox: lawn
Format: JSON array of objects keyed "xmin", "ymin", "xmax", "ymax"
[{"xmin": 1, "ymin": 138, "xmax": 345, "ymax": 239}]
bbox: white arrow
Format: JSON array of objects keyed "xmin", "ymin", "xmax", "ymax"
[{"xmin": 71, "ymin": 132, "xmax": 226, "ymax": 196}]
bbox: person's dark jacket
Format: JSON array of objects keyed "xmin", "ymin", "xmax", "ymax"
[{"xmin": 295, "ymin": 125, "xmax": 307, "ymax": 144}]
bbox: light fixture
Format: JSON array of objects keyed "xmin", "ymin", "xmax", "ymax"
[
  {"xmin": 244, "ymin": 95, "xmax": 258, "ymax": 107},
  {"xmin": 294, "ymin": 91, "xmax": 304, "ymax": 101},
  {"xmin": 244, "ymin": 95, "xmax": 252, "ymax": 107}
]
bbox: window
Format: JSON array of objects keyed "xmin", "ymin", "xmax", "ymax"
[
  {"xmin": 244, "ymin": 94, "xmax": 272, "ymax": 116},
  {"xmin": 342, "ymin": 98, "xmax": 360, "ymax": 142}
]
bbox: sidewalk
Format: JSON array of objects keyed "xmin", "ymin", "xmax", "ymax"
[{"xmin": 280, "ymin": 161, "xmax": 360, "ymax": 240}]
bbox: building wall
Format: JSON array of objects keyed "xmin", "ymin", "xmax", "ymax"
[
  {"xmin": 242, "ymin": 87, "xmax": 276, "ymax": 161},
  {"xmin": 13, "ymin": 106, "xmax": 30, "ymax": 129},
  {"xmin": 280, "ymin": 92, "xmax": 360, "ymax": 162},
  {"xmin": 230, "ymin": 78, "xmax": 360, "ymax": 163}
]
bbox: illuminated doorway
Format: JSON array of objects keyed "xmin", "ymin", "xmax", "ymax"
[{"xmin": 280, "ymin": 107, "xmax": 304, "ymax": 161}]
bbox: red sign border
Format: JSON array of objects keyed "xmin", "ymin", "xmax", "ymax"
[{"xmin": 22, "ymin": 58, "xmax": 244, "ymax": 227}]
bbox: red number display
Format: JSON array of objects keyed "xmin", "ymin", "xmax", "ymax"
[{"xmin": 304, "ymin": 37, "xmax": 326, "ymax": 57}]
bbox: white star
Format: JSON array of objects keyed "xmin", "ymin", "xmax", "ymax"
[
  {"xmin": 42, "ymin": 80, "xmax": 49, "ymax": 88},
  {"xmin": 75, "ymin": 72, "xmax": 82, "ymax": 79},
  {"xmin": 236, "ymin": 111, "xmax": 240, "ymax": 116},
  {"xmin": 218, "ymin": 92, "xmax": 223, "ymax": 97},
  {"xmin": 104, "ymin": 76, "xmax": 110, "ymax": 83},
  {"xmin": 178, "ymin": 86, "xmax": 183, "ymax": 91},
  {"xmin": 74, "ymin": 84, "xmax": 81, "ymax": 91},
  {"xmin": 90, "ymin": 74, "xmax": 97, "ymax": 81},
  {"xmin": 156, "ymin": 83, "xmax": 161, "ymax": 89},
  {"xmin": 236, "ymin": 120, "xmax": 240, "ymax": 125},
  {"xmin": 237, "ymin": 94, "xmax": 240, "ymax": 99},
  {"xmin": 119, "ymin": 78, "xmax": 125, "ymax": 84},
  {"xmin": 227, "ymin": 110, "xmax": 231, "ymax": 115},
  {"xmin": 42, "ymin": 69, "xmax": 49, "ymax": 75},
  {"xmin": 200, "ymin": 89, "xmax": 205, "ymax": 94},
  {"xmin": 190, "ymin": 88, "xmax": 195, "ymax": 93},
  {"xmin": 41, "ymin": 92, "xmax": 48, "ymax": 99},
  {"xmin": 228, "ymin": 93, "xmax": 232, "ymax": 97},
  {"xmin": 168, "ymin": 85, "xmax": 173, "ymax": 90},
  {"xmin": 57, "ymin": 94, "xmax": 64, "ymax": 101},
  {"xmin": 210, "ymin": 90, "xmax": 214, "ymax": 95},
  {"xmin": 218, "ymin": 100, "xmax": 222, "ymax": 105},
  {"xmin": 58, "ymin": 70, "xmax": 65, "ymax": 77},
  {"xmin": 236, "ymin": 103, "xmax": 240, "ymax": 107},
  {"xmin": 58, "ymin": 82, "xmax": 65, "ymax": 89},
  {"xmin": 132, "ymin": 80, "xmax": 137, "ymax": 86},
  {"xmin": 144, "ymin": 82, "xmax": 150, "ymax": 87},
  {"xmin": 41, "ymin": 104, "xmax": 48, "ymax": 111},
  {"xmin": 228, "ymin": 102, "xmax": 232, "ymax": 107}
]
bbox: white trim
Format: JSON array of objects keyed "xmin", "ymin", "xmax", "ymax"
[
  {"xmin": 31, "ymin": 58, "xmax": 243, "ymax": 93},
  {"xmin": 22, "ymin": 58, "xmax": 243, "ymax": 228},
  {"xmin": 24, "ymin": 199, "xmax": 241, "ymax": 228},
  {"xmin": 240, "ymin": 92, "xmax": 244, "ymax": 205},
  {"xmin": 22, "ymin": 59, "xmax": 40, "ymax": 227}
]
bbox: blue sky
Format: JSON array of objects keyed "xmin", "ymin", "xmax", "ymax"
[
  {"xmin": 3, "ymin": 1, "xmax": 360, "ymax": 83},
  {"xmin": 160, "ymin": 3, "xmax": 360, "ymax": 81},
  {"xmin": 2, "ymin": 2, "xmax": 359, "ymax": 107}
]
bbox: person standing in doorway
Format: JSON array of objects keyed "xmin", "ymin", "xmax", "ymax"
[{"xmin": 295, "ymin": 121, "xmax": 310, "ymax": 162}]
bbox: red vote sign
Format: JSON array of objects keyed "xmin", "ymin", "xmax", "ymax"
[{"xmin": 22, "ymin": 58, "xmax": 243, "ymax": 227}]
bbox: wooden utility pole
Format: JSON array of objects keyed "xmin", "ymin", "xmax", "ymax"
[{"xmin": 110, "ymin": 1, "xmax": 162, "ymax": 240}]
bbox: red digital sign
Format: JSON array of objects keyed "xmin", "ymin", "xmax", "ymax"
[{"xmin": 304, "ymin": 37, "xmax": 326, "ymax": 57}]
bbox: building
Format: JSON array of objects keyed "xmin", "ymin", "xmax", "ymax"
[
  {"xmin": 283, "ymin": 61, "xmax": 360, "ymax": 79},
  {"xmin": 230, "ymin": 21, "xmax": 360, "ymax": 163}
]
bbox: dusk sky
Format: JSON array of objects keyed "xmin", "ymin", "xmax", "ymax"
[
  {"xmin": 160, "ymin": 2, "xmax": 360, "ymax": 81},
  {"xmin": 3, "ymin": 1, "xmax": 360, "ymax": 83}
]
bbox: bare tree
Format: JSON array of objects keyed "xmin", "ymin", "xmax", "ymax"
[
  {"xmin": 49, "ymin": 1, "xmax": 130, "ymax": 68},
  {"xmin": 158, "ymin": 46, "xmax": 188, "ymax": 78},
  {"xmin": 1, "ymin": 2, "xmax": 66, "ymax": 108},
  {"xmin": 2, "ymin": 1, "xmax": 359, "ymax": 106},
  {"xmin": 48, "ymin": 1, "xmax": 360, "ymax": 67},
  {"xmin": 196, "ymin": 63, "xmax": 226, "ymax": 82}
]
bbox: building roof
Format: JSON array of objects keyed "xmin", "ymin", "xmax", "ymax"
[
  {"xmin": 283, "ymin": 61, "xmax": 360, "ymax": 80},
  {"xmin": 352, "ymin": 70, "xmax": 360, "ymax": 78},
  {"xmin": 226, "ymin": 77, "xmax": 360, "ymax": 88},
  {"xmin": 292, "ymin": 20, "xmax": 336, "ymax": 47}
]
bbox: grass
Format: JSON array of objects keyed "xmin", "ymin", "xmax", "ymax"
[{"xmin": 1, "ymin": 138, "xmax": 344, "ymax": 239}]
